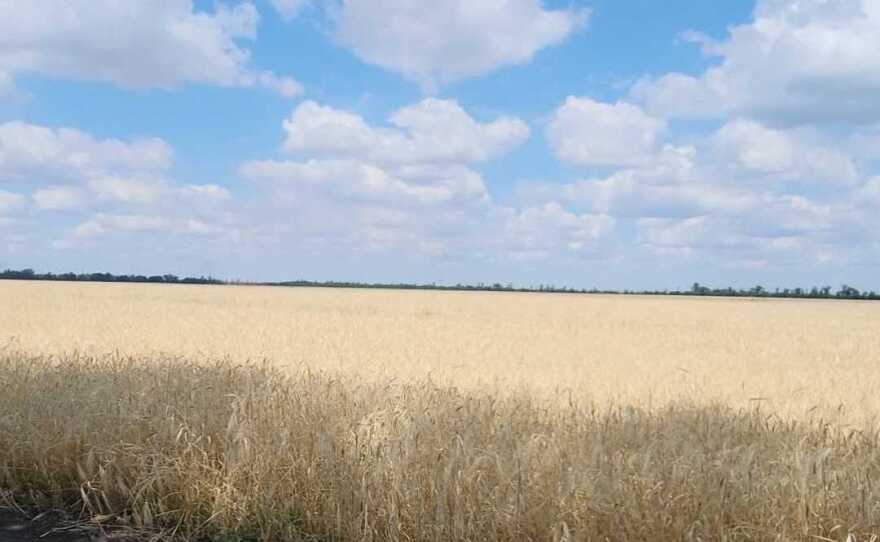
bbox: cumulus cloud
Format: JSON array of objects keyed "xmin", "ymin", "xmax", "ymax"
[
  {"xmin": 73, "ymin": 213, "xmax": 224, "ymax": 238},
  {"xmin": 283, "ymin": 99, "xmax": 529, "ymax": 164},
  {"xmin": 521, "ymin": 142, "xmax": 766, "ymax": 221},
  {"xmin": 498, "ymin": 202, "xmax": 614, "ymax": 256},
  {"xmin": 33, "ymin": 186, "xmax": 85, "ymax": 210},
  {"xmin": 711, "ymin": 120, "xmax": 858, "ymax": 185},
  {"xmin": 856, "ymin": 176, "xmax": 880, "ymax": 208},
  {"xmin": 236, "ymin": 91, "xmax": 877, "ymax": 270},
  {"xmin": 178, "ymin": 184, "xmax": 232, "ymax": 203},
  {"xmin": 629, "ymin": 73, "xmax": 720, "ymax": 120},
  {"xmin": 0, "ymin": 118, "xmax": 238, "ymax": 254},
  {"xmin": 242, "ymin": 159, "xmax": 488, "ymax": 206},
  {"xmin": 0, "ymin": 0, "xmax": 301, "ymax": 97},
  {"xmin": 87, "ymin": 177, "xmax": 169, "ymax": 205},
  {"xmin": 1, "ymin": 121, "xmax": 234, "ymax": 213},
  {"xmin": 0, "ymin": 190, "xmax": 25, "ymax": 214},
  {"xmin": 634, "ymin": 200, "xmax": 851, "ymax": 265},
  {"xmin": 328, "ymin": 0, "xmax": 587, "ymax": 90},
  {"xmin": 87, "ymin": 178, "xmax": 233, "ymax": 208},
  {"xmin": 534, "ymin": 176, "xmax": 754, "ymax": 220},
  {"xmin": 0, "ymin": 121, "xmax": 172, "ymax": 183},
  {"xmin": 252, "ymin": 71, "xmax": 304, "ymax": 98},
  {"xmin": 271, "ymin": 0, "xmax": 312, "ymax": 19},
  {"xmin": 626, "ymin": 182, "xmax": 866, "ymax": 266},
  {"xmin": 631, "ymin": 0, "xmax": 880, "ymax": 125},
  {"xmin": 236, "ymin": 98, "xmax": 623, "ymax": 262},
  {"xmin": 526, "ymin": 90, "xmax": 878, "ymax": 269},
  {"xmin": 520, "ymin": 3, "xmax": 880, "ymax": 271},
  {"xmin": 547, "ymin": 97, "xmax": 666, "ymax": 167},
  {"xmin": 246, "ymin": 98, "xmax": 529, "ymax": 210}
]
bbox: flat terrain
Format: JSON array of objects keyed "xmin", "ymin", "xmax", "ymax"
[
  {"xmin": 2, "ymin": 280, "xmax": 879, "ymax": 424},
  {"xmin": 4, "ymin": 280, "xmax": 880, "ymax": 540}
]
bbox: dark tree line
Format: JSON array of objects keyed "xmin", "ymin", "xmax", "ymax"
[
  {"xmin": 2, "ymin": 268, "xmax": 877, "ymax": 300},
  {"xmin": 272, "ymin": 280, "xmax": 879, "ymax": 299},
  {"xmin": 686, "ymin": 282, "xmax": 878, "ymax": 300},
  {"xmin": 0, "ymin": 268, "xmax": 221, "ymax": 285}
]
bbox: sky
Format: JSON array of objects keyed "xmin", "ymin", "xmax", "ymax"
[{"xmin": 2, "ymin": 0, "xmax": 880, "ymax": 290}]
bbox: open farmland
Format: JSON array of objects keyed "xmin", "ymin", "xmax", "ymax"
[
  {"xmin": 2, "ymin": 280, "xmax": 880, "ymax": 540},
  {"xmin": 4, "ymin": 280, "xmax": 880, "ymax": 424}
]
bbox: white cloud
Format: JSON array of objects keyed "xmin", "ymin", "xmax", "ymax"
[
  {"xmin": 389, "ymin": 99, "xmax": 530, "ymax": 161},
  {"xmin": 519, "ymin": 2, "xmax": 880, "ymax": 272},
  {"xmin": 252, "ymin": 71, "xmax": 304, "ymax": 98},
  {"xmin": 281, "ymin": 101, "xmax": 384, "ymax": 156},
  {"xmin": 242, "ymin": 159, "xmax": 488, "ymax": 206},
  {"xmin": 0, "ymin": 70, "xmax": 13, "ymax": 95},
  {"xmin": 857, "ymin": 176, "xmax": 880, "ymax": 207},
  {"xmin": 0, "ymin": 190, "xmax": 25, "ymax": 214},
  {"xmin": 0, "ymin": 121, "xmax": 172, "ymax": 183},
  {"xmin": 498, "ymin": 202, "xmax": 614, "ymax": 255},
  {"xmin": 848, "ymin": 127, "xmax": 880, "ymax": 160},
  {"xmin": 235, "ymin": 99, "xmax": 624, "ymax": 263},
  {"xmin": 0, "ymin": 119, "xmax": 237, "ymax": 255},
  {"xmin": 626, "ymin": 182, "xmax": 874, "ymax": 269},
  {"xmin": 632, "ymin": 0, "xmax": 880, "ymax": 125},
  {"xmin": 521, "ymin": 143, "xmax": 763, "ymax": 220},
  {"xmin": 541, "ymin": 176, "xmax": 754, "ymax": 220},
  {"xmin": 629, "ymin": 73, "xmax": 720, "ymax": 120},
  {"xmin": 248, "ymin": 99, "xmax": 528, "ymax": 211},
  {"xmin": 330, "ymin": 0, "xmax": 587, "ymax": 90},
  {"xmin": 712, "ymin": 120, "xmax": 858, "ymax": 184},
  {"xmin": 33, "ymin": 186, "xmax": 85, "ymax": 210},
  {"xmin": 246, "ymin": 91, "xmax": 873, "ymax": 269},
  {"xmin": 0, "ymin": 0, "xmax": 300, "ymax": 97},
  {"xmin": 546, "ymin": 97, "xmax": 666, "ymax": 167},
  {"xmin": 527, "ymin": 110, "xmax": 878, "ymax": 268},
  {"xmin": 178, "ymin": 184, "xmax": 232, "ymax": 202},
  {"xmin": 34, "ymin": 179, "xmax": 230, "ymax": 214},
  {"xmin": 214, "ymin": 1, "xmax": 259, "ymax": 39},
  {"xmin": 73, "ymin": 213, "xmax": 224, "ymax": 238},
  {"xmin": 283, "ymin": 99, "xmax": 529, "ymax": 164},
  {"xmin": 634, "ymin": 205, "xmax": 846, "ymax": 265},
  {"xmin": 87, "ymin": 177, "xmax": 168, "ymax": 205},
  {"xmin": 637, "ymin": 216, "xmax": 716, "ymax": 255},
  {"xmin": 271, "ymin": 0, "xmax": 312, "ymax": 19}
]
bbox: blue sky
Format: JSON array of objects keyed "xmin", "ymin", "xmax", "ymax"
[{"xmin": 1, "ymin": 0, "xmax": 880, "ymax": 290}]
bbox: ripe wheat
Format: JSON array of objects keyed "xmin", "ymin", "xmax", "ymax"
[{"xmin": 2, "ymin": 281, "xmax": 879, "ymax": 540}]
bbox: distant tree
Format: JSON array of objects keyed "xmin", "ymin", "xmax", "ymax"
[{"xmin": 837, "ymin": 284, "xmax": 860, "ymax": 298}]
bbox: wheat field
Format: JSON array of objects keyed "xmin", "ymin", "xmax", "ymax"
[
  {"xmin": 2, "ymin": 280, "xmax": 880, "ymax": 540},
  {"xmin": 4, "ymin": 280, "xmax": 880, "ymax": 424}
]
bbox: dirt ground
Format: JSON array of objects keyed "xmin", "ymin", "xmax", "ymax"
[{"xmin": 0, "ymin": 508, "xmax": 97, "ymax": 541}]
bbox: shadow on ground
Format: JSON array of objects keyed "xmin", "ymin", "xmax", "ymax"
[{"xmin": 0, "ymin": 507, "xmax": 97, "ymax": 541}]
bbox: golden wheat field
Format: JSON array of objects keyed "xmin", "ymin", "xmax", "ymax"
[
  {"xmin": 3, "ymin": 280, "xmax": 880, "ymax": 541},
  {"xmin": 4, "ymin": 280, "xmax": 880, "ymax": 424}
]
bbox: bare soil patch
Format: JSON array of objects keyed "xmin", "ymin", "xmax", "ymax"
[{"xmin": 0, "ymin": 507, "xmax": 94, "ymax": 541}]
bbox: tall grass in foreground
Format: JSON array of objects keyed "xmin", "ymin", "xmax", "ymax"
[{"xmin": 1, "ymin": 352, "xmax": 879, "ymax": 541}]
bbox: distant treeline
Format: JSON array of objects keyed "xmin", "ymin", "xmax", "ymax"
[
  {"xmin": 2, "ymin": 268, "xmax": 878, "ymax": 300},
  {"xmin": 0, "ymin": 268, "xmax": 222, "ymax": 285},
  {"xmin": 272, "ymin": 280, "xmax": 880, "ymax": 300}
]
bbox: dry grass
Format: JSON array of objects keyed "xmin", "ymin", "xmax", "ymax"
[
  {"xmin": 2, "ymin": 281, "xmax": 880, "ymax": 540},
  {"xmin": 3, "ymin": 352, "xmax": 880, "ymax": 541}
]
